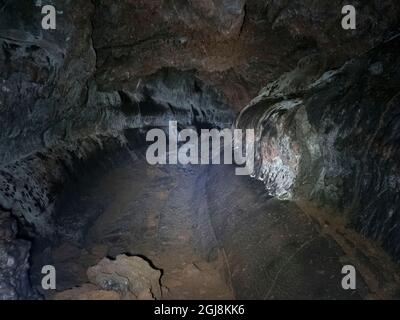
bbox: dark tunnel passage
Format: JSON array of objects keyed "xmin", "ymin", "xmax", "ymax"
[
  {"xmin": 1, "ymin": 0, "xmax": 400, "ymax": 301},
  {"xmin": 24, "ymin": 133, "xmax": 385, "ymax": 300}
]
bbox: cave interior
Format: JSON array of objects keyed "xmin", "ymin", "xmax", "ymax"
[{"xmin": 1, "ymin": 0, "xmax": 400, "ymax": 300}]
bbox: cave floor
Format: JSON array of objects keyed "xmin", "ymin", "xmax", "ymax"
[
  {"xmin": 32, "ymin": 160, "xmax": 234, "ymax": 299},
  {"xmin": 29, "ymin": 155, "xmax": 400, "ymax": 299},
  {"xmin": 82, "ymin": 163, "xmax": 234, "ymax": 299}
]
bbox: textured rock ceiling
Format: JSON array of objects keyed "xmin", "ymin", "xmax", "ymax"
[
  {"xmin": 92, "ymin": 0, "xmax": 400, "ymax": 109},
  {"xmin": 1, "ymin": 0, "xmax": 399, "ymax": 164}
]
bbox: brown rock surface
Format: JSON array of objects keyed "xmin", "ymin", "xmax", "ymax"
[{"xmin": 54, "ymin": 255, "xmax": 162, "ymax": 300}]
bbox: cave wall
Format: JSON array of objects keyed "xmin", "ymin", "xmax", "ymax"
[
  {"xmin": 0, "ymin": 211, "xmax": 36, "ymax": 299},
  {"xmin": 0, "ymin": 0, "xmax": 400, "ymax": 299},
  {"xmin": 0, "ymin": 65, "xmax": 234, "ymax": 237},
  {"xmin": 0, "ymin": 0, "xmax": 96, "ymax": 164},
  {"xmin": 236, "ymin": 36, "xmax": 400, "ymax": 261},
  {"xmin": 2, "ymin": 0, "xmax": 399, "ymax": 166}
]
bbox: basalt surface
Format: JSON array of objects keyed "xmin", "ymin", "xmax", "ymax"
[
  {"xmin": 236, "ymin": 36, "xmax": 400, "ymax": 262},
  {"xmin": 0, "ymin": 0, "xmax": 400, "ymax": 300}
]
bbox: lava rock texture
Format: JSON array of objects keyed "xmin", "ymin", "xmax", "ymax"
[
  {"xmin": 54, "ymin": 255, "xmax": 162, "ymax": 300},
  {"xmin": 236, "ymin": 36, "xmax": 400, "ymax": 261},
  {"xmin": 0, "ymin": 211, "xmax": 37, "ymax": 299},
  {"xmin": 0, "ymin": 0, "xmax": 400, "ymax": 299}
]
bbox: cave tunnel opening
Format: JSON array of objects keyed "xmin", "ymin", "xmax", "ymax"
[
  {"xmin": 2, "ymin": 59, "xmax": 400, "ymax": 300},
  {"xmin": 1, "ymin": 51, "xmax": 399, "ymax": 301},
  {"xmin": 20, "ymin": 77, "xmax": 397, "ymax": 300}
]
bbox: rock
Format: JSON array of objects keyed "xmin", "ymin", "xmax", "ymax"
[
  {"xmin": 87, "ymin": 255, "xmax": 162, "ymax": 300},
  {"xmin": 54, "ymin": 255, "xmax": 162, "ymax": 300},
  {"xmin": 0, "ymin": 210, "xmax": 37, "ymax": 300},
  {"xmin": 93, "ymin": 0, "xmax": 400, "ymax": 109},
  {"xmin": 0, "ymin": 0, "xmax": 96, "ymax": 164},
  {"xmin": 236, "ymin": 35, "xmax": 400, "ymax": 261},
  {"xmin": 54, "ymin": 284, "xmax": 122, "ymax": 300},
  {"xmin": 1, "ymin": 0, "xmax": 399, "ymax": 162},
  {"xmin": 0, "ymin": 134, "xmax": 130, "ymax": 238},
  {"xmin": 0, "ymin": 213, "xmax": 17, "ymax": 241},
  {"xmin": 0, "ymin": 238, "xmax": 37, "ymax": 300},
  {"xmin": 1, "ymin": 0, "xmax": 400, "ymax": 300}
]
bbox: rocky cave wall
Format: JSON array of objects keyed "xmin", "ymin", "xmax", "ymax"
[
  {"xmin": 0, "ymin": 0, "xmax": 400, "ymax": 299},
  {"xmin": 236, "ymin": 36, "xmax": 400, "ymax": 261}
]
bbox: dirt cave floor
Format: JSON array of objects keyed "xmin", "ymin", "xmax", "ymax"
[{"xmin": 28, "ymin": 151, "xmax": 400, "ymax": 300}]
